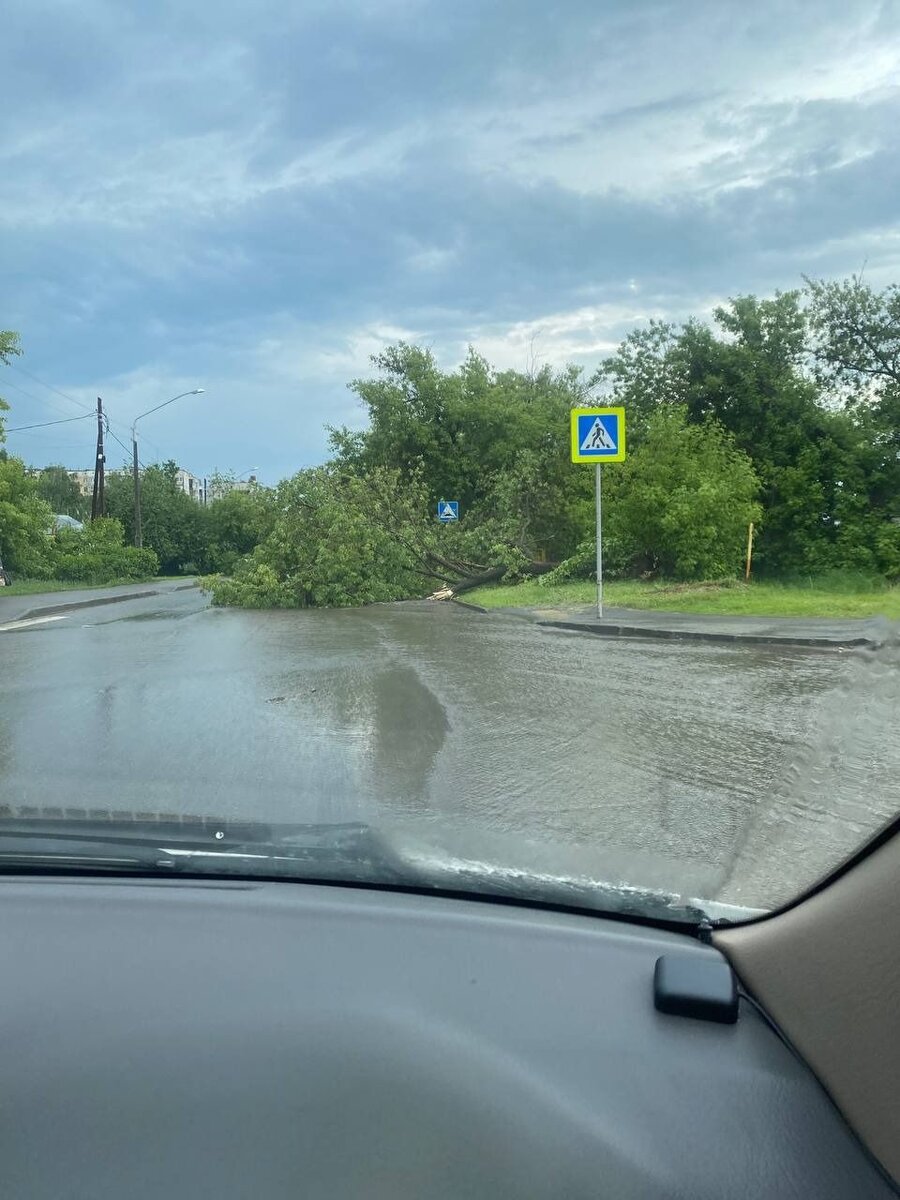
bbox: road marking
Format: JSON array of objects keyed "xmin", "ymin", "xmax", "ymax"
[{"xmin": 0, "ymin": 613, "xmax": 70, "ymax": 633}]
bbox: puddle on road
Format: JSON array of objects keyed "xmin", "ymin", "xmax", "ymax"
[
  {"xmin": 264, "ymin": 661, "xmax": 452, "ymax": 810},
  {"xmin": 2, "ymin": 599, "xmax": 896, "ymax": 914}
]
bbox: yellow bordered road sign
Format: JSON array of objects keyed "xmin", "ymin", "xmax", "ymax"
[{"xmin": 570, "ymin": 407, "xmax": 626, "ymax": 463}]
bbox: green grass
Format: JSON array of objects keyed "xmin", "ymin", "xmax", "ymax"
[
  {"xmin": 463, "ymin": 577, "xmax": 900, "ymax": 619},
  {"xmin": 1, "ymin": 576, "xmax": 174, "ymax": 597}
]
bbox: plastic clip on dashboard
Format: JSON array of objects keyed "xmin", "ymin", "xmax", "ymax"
[{"xmin": 654, "ymin": 954, "xmax": 739, "ymax": 1024}]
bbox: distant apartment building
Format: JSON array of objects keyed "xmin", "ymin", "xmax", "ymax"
[
  {"xmin": 174, "ymin": 467, "xmax": 204, "ymax": 503},
  {"xmin": 207, "ymin": 475, "xmax": 258, "ymax": 503},
  {"xmin": 67, "ymin": 466, "xmax": 208, "ymax": 504},
  {"xmin": 69, "ymin": 469, "xmax": 96, "ymax": 496}
]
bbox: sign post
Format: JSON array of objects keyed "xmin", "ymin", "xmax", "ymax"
[
  {"xmin": 595, "ymin": 464, "xmax": 602, "ymax": 617},
  {"xmin": 570, "ymin": 407, "xmax": 626, "ymax": 619}
]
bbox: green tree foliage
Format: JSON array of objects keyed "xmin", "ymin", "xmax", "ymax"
[
  {"xmin": 37, "ymin": 465, "xmax": 89, "ymax": 519},
  {"xmin": 206, "ymin": 466, "xmax": 429, "ymax": 608},
  {"xmin": 0, "ymin": 331, "xmax": 21, "ymax": 366},
  {"xmin": 595, "ymin": 291, "xmax": 898, "ymax": 578},
  {"xmin": 605, "ymin": 407, "xmax": 761, "ymax": 579},
  {"xmin": 105, "ymin": 461, "xmax": 205, "ymax": 573},
  {"xmin": 806, "ymin": 275, "xmax": 900, "ymax": 395},
  {"xmin": 0, "ymin": 457, "xmax": 158, "ymax": 583},
  {"xmin": 331, "ymin": 344, "xmax": 592, "ymax": 561},
  {"xmin": 0, "ymin": 456, "xmax": 54, "ymax": 576},
  {"xmin": 48, "ymin": 517, "xmax": 158, "ymax": 583},
  {"xmin": 203, "ymin": 483, "xmax": 277, "ymax": 574},
  {"xmin": 589, "ymin": 319, "xmax": 686, "ymax": 431},
  {"xmin": 0, "ymin": 330, "xmax": 23, "ymax": 441},
  {"xmin": 806, "ymin": 274, "xmax": 900, "ymax": 525}
]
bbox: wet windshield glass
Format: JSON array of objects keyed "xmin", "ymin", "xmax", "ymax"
[{"xmin": 1, "ymin": 2, "xmax": 898, "ymax": 924}]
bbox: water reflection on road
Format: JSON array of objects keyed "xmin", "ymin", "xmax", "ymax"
[{"xmin": 1, "ymin": 594, "xmax": 896, "ymax": 911}]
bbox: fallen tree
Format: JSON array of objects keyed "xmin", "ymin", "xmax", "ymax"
[
  {"xmin": 426, "ymin": 562, "xmax": 556, "ymax": 600},
  {"xmin": 203, "ymin": 464, "xmax": 561, "ymax": 609}
]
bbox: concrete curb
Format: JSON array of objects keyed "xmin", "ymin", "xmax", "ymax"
[
  {"xmin": 16, "ymin": 581, "xmax": 198, "ymax": 623},
  {"xmin": 536, "ymin": 618, "xmax": 879, "ymax": 650},
  {"xmin": 444, "ymin": 600, "xmax": 881, "ymax": 649}
]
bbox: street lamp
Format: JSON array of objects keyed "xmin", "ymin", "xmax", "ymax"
[{"xmin": 131, "ymin": 389, "xmax": 204, "ymax": 548}]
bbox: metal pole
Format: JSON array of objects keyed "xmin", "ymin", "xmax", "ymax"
[
  {"xmin": 96, "ymin": 398, "xmax": 105, "ymax": 518},
  {"xmin": 132, "ymin": 433, "xmax": 143, "ymax": 548},
  {"xmin": 595, "ymin": 464, "xmax": 603, "ymax": 619},
  {"xmin": 91, "ymin": 397, "xmax": 104, "ymax": 521},
  {"xmin": 744, "ymin": 521, "xmax": 754, "ymax": 582}
]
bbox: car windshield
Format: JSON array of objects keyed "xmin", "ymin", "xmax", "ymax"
[{"xmin": 1, "ymin": 2, "xmax": 898, "ymax": 926}]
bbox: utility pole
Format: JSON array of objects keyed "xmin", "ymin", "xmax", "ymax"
[
  {"xmin": 90, "ymin": 397, "xmax": 106, "ymax": 520},
  {"xmin": 132, "ymin": 429, "xmax": 143, "ymax": 548}
]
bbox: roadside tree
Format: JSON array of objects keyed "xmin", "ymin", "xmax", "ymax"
[
  {"xmin": 604, "ymin": 407, "xmax": 761, "ymax": 580},
  {"xmin": 0, "ymin": 456, "xmax": 54, "ymax": 577},
  {"xmin": 105, "ymin": 461, "xmax": 206, "ymax": 573},
  {"xmin": 37, "ymin": 465, "xmax": 89, "ymax": 520}
]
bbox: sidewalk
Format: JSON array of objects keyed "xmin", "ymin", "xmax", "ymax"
[
  {"xmin": 0, "ymin": 579, "xmax": 197, "ymax": 625},
  {"xmin": 457, "ymin": 601, "xmax": 889, "ymax": 649}
]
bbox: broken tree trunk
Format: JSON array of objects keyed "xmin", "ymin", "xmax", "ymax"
[{"xmin": 428, "ymin": 561, "xmax": 556, "ymax": 600}]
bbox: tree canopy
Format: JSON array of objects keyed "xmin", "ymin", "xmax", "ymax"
[
  {"xmin": 204, "ymin": 278, "xmax": 900, "ymax": 607},
  {"xmin": 4, "ymin": 276, "xmax": 899, "ymax": 601},
  {"xmin": 37, "ymin": 465, "xmax": 89, "ymax": 520}
]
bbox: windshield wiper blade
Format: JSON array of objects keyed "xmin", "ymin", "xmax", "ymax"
[
  {"xmin": 0, "ymin": 817, "xmax": 410, "ymax": 883},
  {"xmin": 0, "ymin": 851, "xmax": 166, "ymax": 871}
]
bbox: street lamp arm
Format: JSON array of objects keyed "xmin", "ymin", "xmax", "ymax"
[
  {"xmin": 130, "ymin": 388, "xmax": 204, "ymax": 548},
  {"xmin": 131, "ymin": 389, "xmax": 204, "ymax": 437}
]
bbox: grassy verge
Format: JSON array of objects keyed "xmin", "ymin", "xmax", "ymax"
[
  {"xmin": 463, "ymin": 578, "xmax": 900, "ymax": 619},
  {"xmin": 1, "ymin": 576, "xmax": 177, "ymax": 597}
]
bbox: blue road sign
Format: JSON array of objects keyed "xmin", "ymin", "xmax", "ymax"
[
  {"xmin": 570, "ymin": 407, "xmax": 626, "ymax": 462},
  {"xmin": 437, "ymin": 499, "xmax": 459, "ymax": 522}
]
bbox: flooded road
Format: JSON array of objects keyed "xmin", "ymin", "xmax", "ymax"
[{"xmin": 1, "ymin": 589, "xmax": 897, "ymax": 912}]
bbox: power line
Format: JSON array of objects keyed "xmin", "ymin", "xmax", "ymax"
[
  {"xmin": 5, "ymin": 412, "xmax": 94, "ymax": 433},
  {"xmin": 4, "ymin": 362, "xmax": 93, "ymax": 411},
  {"xmin": 105, "ymin": 422, "xmax": 148, "ymax": 470},
  {"xmin": 3, "ymin": 366, "xmax": 178, "ymax": 465},
  {"xmin": 0, "ymin": 376, "xmax": 80, "ymax": 421}
]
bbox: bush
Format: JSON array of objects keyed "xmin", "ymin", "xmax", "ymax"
[
  {"xmin": 202, "ymin": 564, "xmax": 295, "ymax": 608},
  {"xmin": 605, "ymin": 407, "xmax": 761, "ymax": 580},
  {"xmin": 874, "ymin": 522, "xmax": 900, "ymax": 581},
  {"xmin": 0, "ymin": 456, "xmax": 54, "ymax": 575},
  {"xmin": 48, "ymin": 518, "xmax": 159, "ymax": 583},
  {"xmin": 537, "ymin": 532, "xmax": 635, "ymax": 585}
]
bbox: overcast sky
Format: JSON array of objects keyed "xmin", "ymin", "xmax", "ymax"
[{"xmin": 3, "ymin": 0, "xmax": 900, "ymax": 481}]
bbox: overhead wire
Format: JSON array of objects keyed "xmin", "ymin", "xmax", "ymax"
[
  {"xmin": 0, "ymin": 375, "xmax": 82, "ymax": 421},
  {"xmin": 2, "ymin": 363, "xmax": 186, "ymax": 473},
  {"xmin": 4, "ymin": 362, "xmax": 93, "ymax": 411},
  {"xmin": 5, "ymin": 412, "xmax": 94, "ymax": 433},
  {"xmin": 104, "ymin": 420, "xmax": 148, "ymax": 470}
]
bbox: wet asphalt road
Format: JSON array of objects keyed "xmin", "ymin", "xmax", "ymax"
[{"xmin": 1, "ymin": 586, "xmax": 897, "ymax": 911}]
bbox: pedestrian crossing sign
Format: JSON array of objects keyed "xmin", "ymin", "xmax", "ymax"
[
  {"xmin": 437, "ymin": 499, "xmax": 459, "ymax": 522},
  {"xmin": 570, "ymin": 407, "xmax": 626, "ymax": 463}
]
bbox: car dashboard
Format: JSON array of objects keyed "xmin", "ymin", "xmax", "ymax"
[{"xmin": 0, "ymin": 876, "xmax": 892, "ymax": 1199}]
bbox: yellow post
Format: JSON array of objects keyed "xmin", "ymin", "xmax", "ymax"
[{"xmin": 745, "ymin": 522, "xmax": 755, "ymax": 582}]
